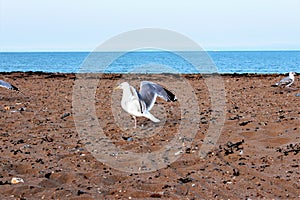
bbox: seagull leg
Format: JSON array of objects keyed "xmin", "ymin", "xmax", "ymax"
[
  {"xmin": 18, "ymin": 91, "xmax": 26, "ymax": 97},
  {"xmin": 133, "ymin": 116, "xmax": 137, "ymax": 129}
]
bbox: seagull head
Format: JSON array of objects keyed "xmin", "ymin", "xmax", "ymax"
[
  {"xmin": 114, "ymin": 82, "xmax": 129, "ymax": 90},
  {"xmin": 289, "ymin": 72, "xmax": 296, "ymax": 77}
]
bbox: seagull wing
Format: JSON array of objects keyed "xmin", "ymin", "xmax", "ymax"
[
  {"xmin": 0, "ymin": 80, "xmax": 19, "ymax": 91},
  {"xmin": 276, "ymin": 76, "xmax": 292, "ymax": 86},
  {"xmin": 139, "ymin": 81, "xmax": 177, "ymax": 111}
]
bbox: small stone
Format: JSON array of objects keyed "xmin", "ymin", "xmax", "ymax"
[
  {"xmin": 11, "ymin": 177, "xmax": 24, "ymax": 184},
  {"xmin": 175, "ymin": 150, "xmax": 183, "ymax": 155},
  {"xmin": 19, "ymin": 107, "xmax": 26, "ymax": 111},
  {"xmin": 4, "ymin": 106, "xmax": 11, "ymax": 110},
  {"xmin": 239, "ymin": 150, "xmax": 243, "ymax": 155},
  {"xmin": 258, "ymin": 122, "xmax": 267, "ymax": 126},
  {"xmin": 61, "ymin": 113, "xmax": 71, "ymax": 119},
  {"xmin": 239, "ymin": 121, "xmax": 251, "ymax": 126}
]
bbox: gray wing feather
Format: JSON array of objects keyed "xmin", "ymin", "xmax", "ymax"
[
  {"xmin": 0, "ymin": 80, "xmax": 19, "ymax": 91},
  {"xmin": 276, "ymin": 77, "xmax": 292, "ymax": 86},
  {"xmin": 139, "ymin": 81, "xmax": 176, "ymax": 111}
]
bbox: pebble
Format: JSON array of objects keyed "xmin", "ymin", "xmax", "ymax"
[
  {"xmin": 11, "ymin": 177, "xmax": 24, "ymax": 184},
  {"xmin": 258, "ymin": 122, "xmax": 267, "ymax": 126},
  {"xmin": 61, "ymin": 113, "xmax": 71, "ymax": 119},
  {"xmin": 19, "ymin": 107, "xmax": 26, "ymax": 111}
]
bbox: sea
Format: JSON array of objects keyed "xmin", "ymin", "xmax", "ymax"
[{"xmin": 0, "ymin": 51, "xmax": 299, "ymax": 74}]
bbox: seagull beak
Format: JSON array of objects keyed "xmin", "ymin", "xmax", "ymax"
[{"xmin": 114, "ymin": 85, "xmax": 121, "ymax": 90}]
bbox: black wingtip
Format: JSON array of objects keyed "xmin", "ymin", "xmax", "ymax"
[
  {"xmin": 11, "ymin": 84, "xmax": 19, "ymax": 91},
  {"xmin": 164, "ymin": 88, "xmax": 177, "ymax": 102}
]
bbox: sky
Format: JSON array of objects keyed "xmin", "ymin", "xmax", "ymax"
[{"xmin": 0, "ymin": 0, "xmax": 299, "ymax": 51}]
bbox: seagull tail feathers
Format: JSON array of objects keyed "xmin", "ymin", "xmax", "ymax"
[{"xmin": 144, "ymin": 112, "xmax": 160, "ymax": 123}]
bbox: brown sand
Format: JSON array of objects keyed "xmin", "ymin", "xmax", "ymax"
[{"xmin": 0, "ymin": 72, "xmax": 299, "ymax": 199}]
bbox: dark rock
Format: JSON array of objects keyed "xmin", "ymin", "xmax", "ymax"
[
  {"xmin": 178, "ymin": 177, "xmax": 193, "ymax": 184},
  {"xmin": 239, "ymin": 121, "xmax": 252, "ymax": 126}
]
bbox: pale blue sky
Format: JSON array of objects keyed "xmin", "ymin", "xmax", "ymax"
[{"xmin": 1, "ymin": 0, "xmax": 299, "ymax": 51}]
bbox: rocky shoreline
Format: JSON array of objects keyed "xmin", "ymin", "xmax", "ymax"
[{"xmin": 0, "ymin": 72, "xmax": 299, "ymax": 199}]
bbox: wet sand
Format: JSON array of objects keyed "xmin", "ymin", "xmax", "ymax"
[{"xmin": 0, "ymin": 72, "xmax": 299, "ymax": 199}]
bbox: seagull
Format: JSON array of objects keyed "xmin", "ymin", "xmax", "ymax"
[
  {"xmin": 0, "ymin": 80, "xmax": 19, "ymax": 91},
  {"xmin": 274, "ymin": 72, "xmax": 296, "ymax": 87},
  {"xmin": 115, "ymin": 81, "xmax": 177, "ymax": 128},
  {"xmin": 0, "ymin": 79, "xmax": 25, "ymax": 97}
]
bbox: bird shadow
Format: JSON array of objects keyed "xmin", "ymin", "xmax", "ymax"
[
  {"xmin": 282, "ymin": 87, "xmax": 299, "ymax": 91},
  {"xmin": 272, "ymin": 86, "xmax": 299, "ymax": 91},
  {"xmin": 0, "ymin": 96, "xmax": 21, "ymax": 101}
]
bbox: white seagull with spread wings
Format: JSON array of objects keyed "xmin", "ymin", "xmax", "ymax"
[{"xmin": 115, "ymin": 81, "xmax": 177, "ymax": 128}]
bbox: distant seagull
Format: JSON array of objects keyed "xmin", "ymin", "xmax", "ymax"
[
  {"xmin": 115, "ymin": 81, "xmax": 177, "ymax": 128},
  {"xmin": 0, "ymin": 79, "xmax": 25, "ymax": 97},
  {"xmin": 0, "ymin": 80, "xmax": 19, "ymax": 91},
  {"xmin": 273, "ymin": 72, "xmax": 296, "ymax": 87}
]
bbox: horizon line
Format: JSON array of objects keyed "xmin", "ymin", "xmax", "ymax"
[{"xmin": 1, "ymin": 49, "xmax": 300, "ymax": 53}]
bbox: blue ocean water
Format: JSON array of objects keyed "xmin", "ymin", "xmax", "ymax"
[{"xmin": 0, "ymin": 51, "xmax": 299, "ymax": 74}]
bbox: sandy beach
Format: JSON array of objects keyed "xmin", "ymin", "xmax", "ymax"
[{"xmin": 0, "ymin": 72, "xmax": 299, "ymax": 199}]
